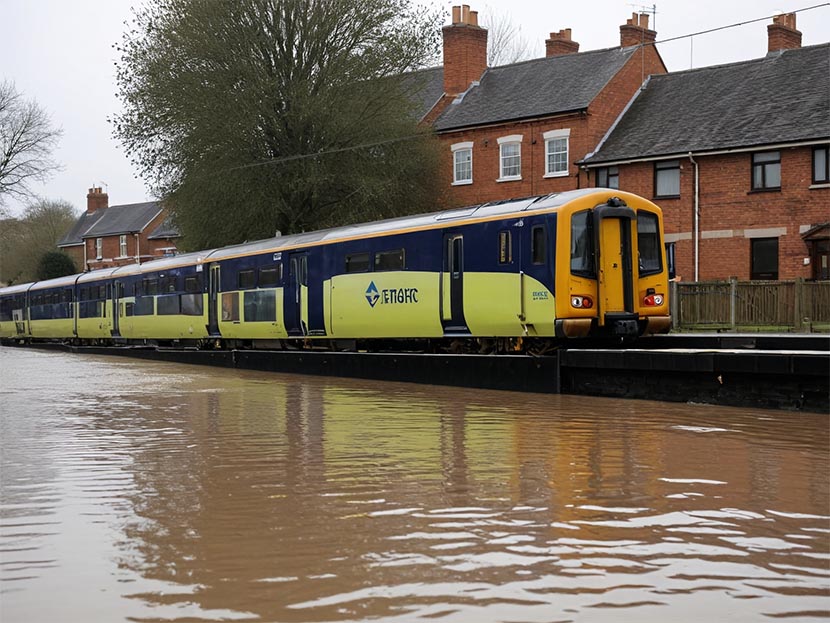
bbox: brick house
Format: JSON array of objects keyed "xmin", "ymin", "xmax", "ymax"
[
  {"xmin": 423, "ymin": 7, "xmax": 666, "ymax": 207},
  {"xmin": 57, "ymin": 187, "xmax": 179, "ymax": 271},
  {"xmin": 576, "ymin": 14, "xmax": 830, "ymax": 282}
]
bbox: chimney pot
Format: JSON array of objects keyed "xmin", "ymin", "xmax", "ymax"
[
  {"xmin": 546, "ymin": 28, "xmax": 580, "ymax": 56},
  {"xmin": 620, "ymin": 12, "xmax": 656, "ymax": 47},
  {"xmin": 767, "ymin": 12, "xmax": 801, "ymax": 52},
  {"xmin": 443, "ymin": 5, "xmax": 488, "ymax": 94},
  {"xmin": 86, "ymin": 186, "xmax": 109, "ymax": 213}
]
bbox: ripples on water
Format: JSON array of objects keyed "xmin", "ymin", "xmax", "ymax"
[{"xmin": 0, "ymin": 347, "xmax": 828, "ymax": 622}]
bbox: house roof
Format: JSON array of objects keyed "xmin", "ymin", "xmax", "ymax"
[
  {"xmin": 433, "ymin": 46, "xmax": 638, "ymax": 131},
  {"xmin": 57, "ymin": 210, "xmax": 106, "ymax": 247},
  {"xmin": 80, "ymin": 201, "xmax": 162, "ymax": 239},
  {"xmin": 402, "ymin": 66, "xmax": 445, "ymax": 121},
  {"xmin": 584, "ymin": 43, "xmax": 830, "ymax": 164},
  {"xmin": 147, "ymin": 216, "xmax": 180, "ymax": 240}
]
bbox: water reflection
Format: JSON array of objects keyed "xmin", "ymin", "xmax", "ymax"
[{"xmin": 0, "ymin": 347, "xmax": 828, "ymax": 622}]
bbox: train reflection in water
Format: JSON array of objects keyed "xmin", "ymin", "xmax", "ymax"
[{"xmin": 0, "ymin": 348, "xmax": 827, "ymax": 622}]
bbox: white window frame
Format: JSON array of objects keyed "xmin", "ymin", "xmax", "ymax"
[
  {"xmin": 95, "ymin": 237, "xmax": 103, "ymax": 260},
  {"xmin": 119, "ymin": 234, "xmax": 127, "ymax": 258},
  {"xmin": 497, "ymin": 134, "xmax": 523, "ymax": 182},
  {"xmin": 451, "ymin": 141, "xmax": 473, "ymax": 186},
  {"xmin": 543, "ymin": 128, "xmax": 570, "ymax": 178}
]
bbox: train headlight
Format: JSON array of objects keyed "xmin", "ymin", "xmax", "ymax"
[
  {"xmin": 571, "ymin": 296, "xmax": 593, "ymax": 309},
  {"xmin": 643, "ymin": 293, "xmax": 664, "ymax": 306}
]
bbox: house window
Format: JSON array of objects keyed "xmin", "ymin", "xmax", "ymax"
[
  {"xmin": 751, "ymin": 151, "xmax": 781, "ymax": 190},
  {"xmin": 813, "ymin": 145, "xmax": 829, "ymax": 184},
  {"xmin": 654, "ymin": 160, "xmax": 680, "ymax": 197},
  {"xmin": 497, "ymin": 135, "xmax": 522, "ymax": 181},
  {"xmin": 543, "ymin": 129, "xmax": 569, "ymax": 177},
  {"xmin": 451, "ymin": 141, "xmax": 473, "ymax": 185},
  {"xmin": 596, "ymin": 166, "xmax": 619, "ymax": 189},
  {"xmin": 95, "ymin": 238, "xmax": 103, "ymax": 260},
  {"xmin": 119, "ymin": 235, "xmax": 127, "ymax": 258},
  {"xmin": 750, "ymin": 237, "xmax": 779, "ymax": 280}
]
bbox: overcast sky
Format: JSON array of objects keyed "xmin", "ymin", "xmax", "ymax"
[{"xmin": 1, "ymin": 0, "xmax": 828, "ymax": 217}]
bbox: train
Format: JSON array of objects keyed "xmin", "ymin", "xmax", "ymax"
[{"xmin": 0, "ymin": 189, "xmax": 672, "ymax": 352}]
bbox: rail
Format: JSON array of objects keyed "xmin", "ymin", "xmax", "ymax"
[{"xmin": 671, "ymin": 278, "xmax": 830, "ymax": 332}]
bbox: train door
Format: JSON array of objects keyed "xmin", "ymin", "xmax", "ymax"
[
  {"xmin": 594, "ymin": 201, "xmax": 637, "ymax": 334},
  {"xmin": 441, "ymin": 234, "xmax": 468, "ymax": 333},
  {"xmin": 207, "ymin": 263, "xmax": 221, "ymax": 336},
  {"xmin": 111, "ymin": 281, "xmax": 121, "ymax": 337},
  {"xmin": 285, "ymin": 252, "xmax": 308, "ymax": 336}
]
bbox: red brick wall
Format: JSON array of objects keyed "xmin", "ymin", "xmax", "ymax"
[{"xmin": 597, "ymin": 146, "xmax": 827, "ymax": 280}]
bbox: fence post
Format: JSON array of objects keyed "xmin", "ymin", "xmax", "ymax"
[
  {"xmin": 730, "ymin": 277, "xmax": 737, "ymax": 331},
  {"xmin": 794, "ymin": 277, "xmax": 804, "ymax": 332},
  {"xmin": 670, "ymin": 280, "xmax": 679, "ymax": 330}
]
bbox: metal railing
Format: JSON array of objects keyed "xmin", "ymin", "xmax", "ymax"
[{"xmin": 671, "ymin": 278, "xmax": 830, "ymax": 332}]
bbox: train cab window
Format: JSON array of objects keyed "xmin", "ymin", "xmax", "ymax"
[
  {"xmin": 571, "ymin": 210, "xmax": 595, "ymax": 277},
  {"xmin": 637, "ymin": 211, "xmax": 662, "ymax": 276},
  {"xmin": 238, "ymin": 270, "xmax": 256, "ymax": 290},
  {"xmin": 184, "ymin": 275, "xmax": 202, "ymax": 293},
  {"xmin": 375, "ymin": 250, "xmax": 404, "ymax": 271},
  {"xmin": 258, "ymin": 266, "xmax": 280, "ymax": 287},
  {"xmin": 498, "ymin": 231, "xmax": 512, "ymax": 264},
  {"xmin": 345, "ymin": 253, "xmax": 370, "ymax": 273},
  {"xmin": 531, "ymin": 225, "xmax": 546, "ymax": 264}
]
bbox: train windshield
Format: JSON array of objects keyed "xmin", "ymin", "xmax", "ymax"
[
  {"xmin": 637, "ymin": 211, "xmax": 662, "ymax": 276},
  {"xmin": 570, "ymin": 210, "xmax": 595, "ymax": 277}
]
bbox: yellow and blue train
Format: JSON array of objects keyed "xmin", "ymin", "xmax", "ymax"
[{"xmin": 0, "ymin": 189, "xmax": 672, "ymax": 350}]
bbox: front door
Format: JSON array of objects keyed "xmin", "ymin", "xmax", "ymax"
[
  {"xmin": 285, "ymin": 252, "xmax": 308, "ymax": 336},
  {"xmin": 595, "ymin": 205, "xmax": 635, "ymax": 327},
  {"xmin": 442, "ymin": 234, "xmax": 468, "ymax": 333},
  {"xmin": 207, "ymin": 263, "xmax": 220, "ymax": 336}
]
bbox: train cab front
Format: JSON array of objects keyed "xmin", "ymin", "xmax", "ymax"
[{"xmin": 555, "ymin": 193, "xmax": 672, "ymax": 340}]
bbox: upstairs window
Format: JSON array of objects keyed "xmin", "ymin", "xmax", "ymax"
[
  {"xmin": 237, "ymin": 270, "xmax": 256, "ymax": 290},
  {"xmin": 596, "ymin": 166, "xmax": 619, "ymax": 189},
  {"xmin": 345, "ymin": 253, "xmax": 370, "ymax": 273},
  {"xmin": 451, "ymin": 142, "xmax": 473, "ymax": 185},
  {"xmin": 95, "ymin": 238, "xmax": 103, "ymax": 260},
  {"xmin": 497, "ymin": 135, "xmax": 522, "ymax": 181},
  {"xmin": 654, "ymin": 160, "xmax": 680, "ymax": 197},
  {"xmin": 751, "ymin": 151, "xmax": 781, "ymax": 190},
  {"xmin": 258, "ymin": 266, "xmax": 280, "ymax": 287},
  {"xmin": 119, "ymin": 235, "xmax": 127, "ymax": 258},
  {"xmin": 813, "ymin": 145, "xmax": 829, "ymax": 184},
  {"xmin": 375, "ymin": 249, "xmax": 405, "ymax": 271},
  {"xmin": 543, "ymin": 129, "xmax": 569, "ymax": 177}
]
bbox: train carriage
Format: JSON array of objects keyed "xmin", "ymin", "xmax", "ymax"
[{"xmin": 0, "ymin": 189, "xmax": 672, "ymax": 349}]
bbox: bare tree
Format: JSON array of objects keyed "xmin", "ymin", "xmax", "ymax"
[
  {"xmin": 480, "ymin": 6, "xmax": 533, "ymax": 67},
  {"xmin": 0, "ymin": 81, "xmax": 63, "ymax": 207}
]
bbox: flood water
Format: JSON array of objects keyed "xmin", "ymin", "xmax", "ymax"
[{"xmin": 0, "ymin": 346, "xmax": 828, "ymax": 622}]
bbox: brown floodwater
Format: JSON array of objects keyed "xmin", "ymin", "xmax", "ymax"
[{"xmin": 0, "ymin": 346, "xmax": 828, "ymax": 622}]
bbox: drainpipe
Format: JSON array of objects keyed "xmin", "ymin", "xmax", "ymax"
[{"xmin": 688, "ymin": 152, "xmax": 699, "ymax": 281}]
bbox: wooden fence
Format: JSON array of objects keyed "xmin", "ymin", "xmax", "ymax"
[{"xmin": 671, "ymin": 279, "xmax": 830, "ymax": 332}]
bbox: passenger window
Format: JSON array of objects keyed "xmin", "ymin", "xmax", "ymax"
[
  {"xmin": 571, "ymin": 210, "xmax": 596, "ymax": 277},
  {"xmin": 498, "ymin": 231, "xmax": 512, "ymax": 264},
  {"xmin": 375, "ymin": 250, "xmax": 404, "ymax": 271},
  {"xmin": 345, "ymin": 253, "xmax": 370, "ymax": 273},
  {"xmin": 637, "ymin": 211, "xmax": 662, "ymax": 276},
  {"xmin": 222, "ymin": 292, "xmax": 240, "ymax": 321},
  {"xmin": 259, "ymin": 266, "xmax": 280, "ymax": 287},
  {"xmin": 238, "ymin": 270, "xmax": 256, "ymax": 290},
  {"xmin": 184, "ymin": 276, "xmax": 201, "ymax": 293},
  {"xmin": 531, "ymin": 225, "xmax": 546, "ymax": 264},
  {"xmin": 142, "ymin": 279, "xmax": 158, "ymax": 296}
]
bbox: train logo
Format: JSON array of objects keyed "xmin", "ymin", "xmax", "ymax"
[{"xmin": 365, "ymin": 282, "xmax": 380, "ymax": 308}]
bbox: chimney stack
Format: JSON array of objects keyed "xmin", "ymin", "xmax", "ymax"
[
  {"xmin": 86, "ymin": 186, "xmax": 108, "ymax": 213},
  {"xmin": 620, "ymin": 12, "xmax": 656, "ymax": 48},
  {"xmin": 546, "ymin": 29, "xmax": 580, "ymax": 57},
  {"xmin": 768, "ymin": 13, "xmax": 801, "ymax": 53},
  {"xmin": 442, "ymin": 4, "xmax": 488, "ymax": 96}
]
